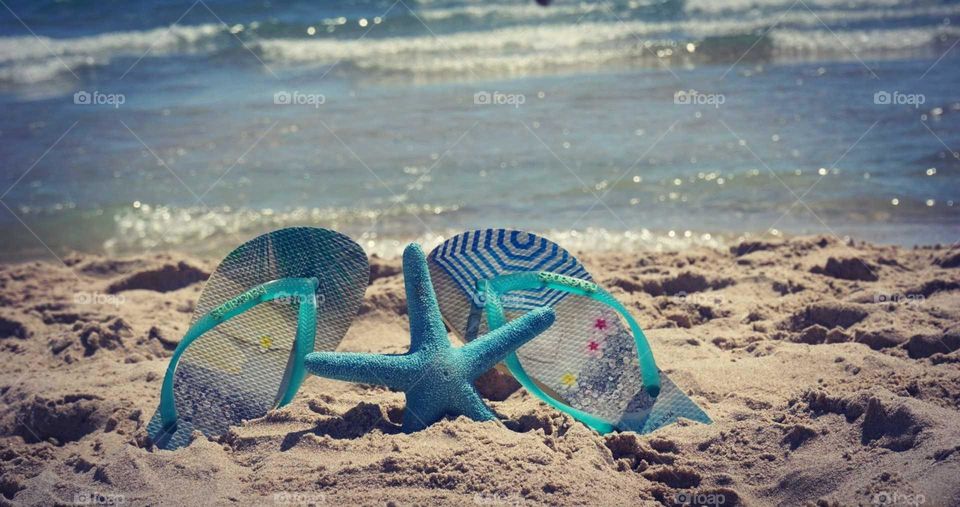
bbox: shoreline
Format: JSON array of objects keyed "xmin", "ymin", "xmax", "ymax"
[{"xmin": 2, "ymin": 224, "xmax": 957, "ymax": 265}]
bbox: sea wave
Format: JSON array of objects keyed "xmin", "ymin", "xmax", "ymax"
[
  {"xmin": 258, "ymin": 4, "xmax": 960, "ymax": 65},
  {"xmin": 0, "ymin": 24, "xmax": 222, "ymax": 64},
  {"xmin": 0, "ymin": 23, "xmax": 226, "ymax": 84},
  {"xmin": 416, "ymin": 2, "xmax": 592, "ymax": 21},
  {"xmin": 0, "ymin": 3, "xmax": 956, "ymax": 85},
  {"xmin": 683, "ymin": 0, "xmax": 917, "ymax": 15},
  {"xmin": 414, "ymin": 0, "xmax": 922, "ymax": 21},
  {"xmin": 771, "ymin": 26, "xmax": 960, "ymax": 55},
  {"xmin": 257, "ymin": 22, "xmax": 959, "ymax": 77}
]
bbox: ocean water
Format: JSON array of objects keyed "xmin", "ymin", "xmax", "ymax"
[{"xmin": 0, "ymin": 0, "xmax": 958, "ymax": 260}]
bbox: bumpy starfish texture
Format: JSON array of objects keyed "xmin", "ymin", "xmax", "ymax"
[{"xmin": 304, "ymin": 243, "xmax": 556, "ymax": 432}]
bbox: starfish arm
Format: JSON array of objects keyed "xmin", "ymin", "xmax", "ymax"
[
  {"xmin": 455, "ymin": 386, "xmax": 498, "ymax": 422},
  {"xmin": 461, "ymin": 306, "xmax": 555, "ymax": 379},
  {"xmin": 402, "ymin": 243, "xmax": 448, "ymax": 351},
  {"xmin": 304, "ymin": 352, "xmax": 415, "ymax": 390},
  {"xmin": 401, "ymin": 389, "xmax": 447, "ymax": 433}
]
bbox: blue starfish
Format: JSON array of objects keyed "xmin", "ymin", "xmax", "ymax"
[{"xmin": 304, "ymin": 243, "xmax": 556, "ymax": 432}]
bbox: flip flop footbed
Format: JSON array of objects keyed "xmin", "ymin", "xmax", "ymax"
[
  {"xmin": 148, "ymin": 227, "xmax": 368, "ymax": 448},
  {"xmin": 428, "ymin": 229, "xmax": 710, "ymax": 432}
]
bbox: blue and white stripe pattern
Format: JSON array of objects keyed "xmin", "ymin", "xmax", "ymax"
[{"xmin": 429, "ymin": 229, "xmax": 591, "ymax": 311}]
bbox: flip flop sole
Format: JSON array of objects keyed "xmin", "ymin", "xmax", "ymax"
[
  {"xmin": 147, "ymin": 227, "xmax": 368, "ymax": 449},
  {"xmin": 428, "ymin": 229, "xmax": 709, "ymax": 433}
]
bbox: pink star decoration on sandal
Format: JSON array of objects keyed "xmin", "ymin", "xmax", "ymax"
[{"xmin": 586, "ymin": 339, "xmax": 603, "ymax": 358}]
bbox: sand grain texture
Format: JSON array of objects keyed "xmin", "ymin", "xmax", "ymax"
[{"xmin": 1, "ymin": 238, "xmax": 959, "ymax": 506}]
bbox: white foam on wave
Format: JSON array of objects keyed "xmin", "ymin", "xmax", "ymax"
[
  {"xmin": 0, "ymin": 24, "xmax": 224, "ymax": 84},
  {"xmin": 0, "ymin": 54, "xmax": 92, "ymax": 85},
  {"xmin": 0, "ymin": 2, "xmax": 956, "ymax": 84},
  {"xmin": 416, "ymin": 0, "xmax": 915, "ymax": 21},
  {"xmin": 0, "ymin": 24, "xmax": 222, "ymax": 64},
  {"xmin": 685, "ymin": 0, "xmax": 914, "ymax": 15},
  {"xmin": 257, "ymin": 5, "xmax": 960, "ymax": 75},
  {"xmin": 417, "ymin": 1, "xmax": 590, "ymax": 21},
  {"xmin": 772, "ymin": 26, "xmax": 960, "ymax": 55}
]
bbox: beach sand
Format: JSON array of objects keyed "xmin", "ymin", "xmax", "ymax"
[{"xmin": 1, "ymin": 236, "xmax": 959, "ymax": 506}]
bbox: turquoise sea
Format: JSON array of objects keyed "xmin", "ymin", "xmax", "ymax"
[{"xmin": 1, "ymin": 0, "xmax": 958, "ymax": 259}]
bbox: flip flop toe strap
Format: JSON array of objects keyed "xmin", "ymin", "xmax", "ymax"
[
  {"xmin": 476, "ymin": 271, "xmax": 661, "ymax": 433},
  {"xmin": 159, "ymin": 277, "xmax": 319, "ymax": 431}
]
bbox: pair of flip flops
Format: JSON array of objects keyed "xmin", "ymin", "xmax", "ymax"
[{"xmin": 147, "ymin": 228, "xmax": 709, "ymax": 450}]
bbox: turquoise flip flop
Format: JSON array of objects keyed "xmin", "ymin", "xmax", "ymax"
[
  {"xmin": 427, "ymin": 229, "xmax": 710, "ymax": 434},
  {"xmin": 146, "ymin": 227, "xmax": 369, "ymax": 449}
]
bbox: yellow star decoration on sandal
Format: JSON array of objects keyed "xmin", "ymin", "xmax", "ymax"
[{"xmin": 259, "ymin": 335, "xmax": 272, "ymax": 350}]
